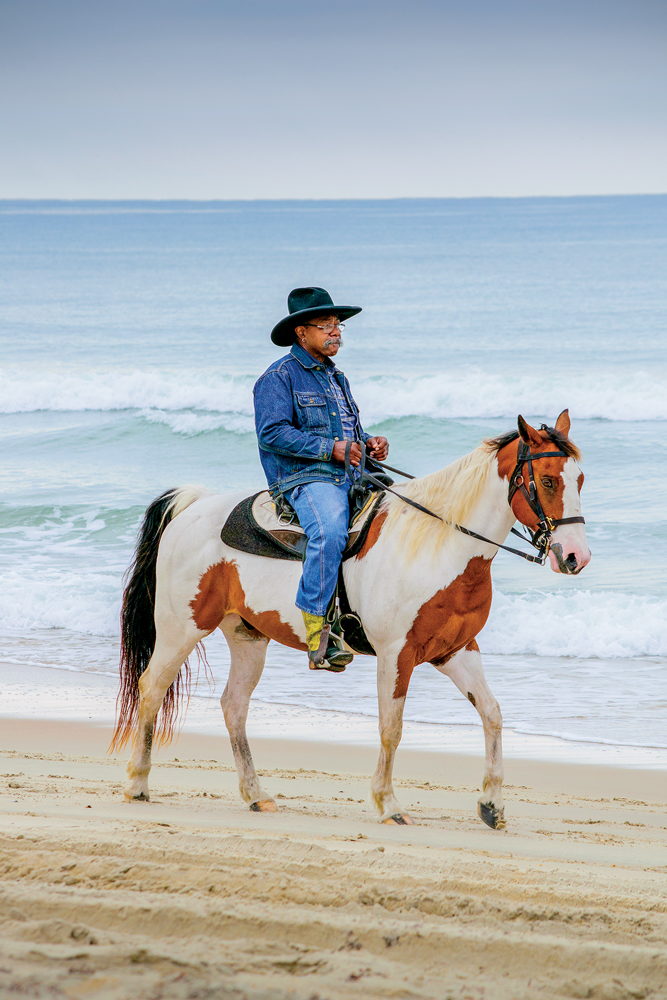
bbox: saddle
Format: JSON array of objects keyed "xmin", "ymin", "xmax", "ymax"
[
  {"xmin": 219, "ymin": 487, "xmax": 385, "ymax": 656},
  {"xmin": 220, "ymin": 488, "xmax": 383, "ymax": 563}
]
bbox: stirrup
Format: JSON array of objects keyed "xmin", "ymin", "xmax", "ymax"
[
  {"xmin": 307, "ymin": 624, "xmax": 351, "ymax": 673},
  {"xmin": 324, "ymin": 631, "xmax": 353, "ymax": 670}
]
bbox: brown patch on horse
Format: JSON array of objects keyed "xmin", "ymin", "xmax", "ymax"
[
  {"xmin": 355, "ymin": 510, "xmax": 388, "ymax": 559},
  {"xmin": 190, "ymin": 561, "xmax": 306, "ymax": 650},
  {"xmin": 395, "ymin": 556, "xmax": 493, "ymax": 698}
]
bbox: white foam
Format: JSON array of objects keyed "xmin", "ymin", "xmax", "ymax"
[
  {"xmin": 141, "ymin": 408, "xmax": 255, "ymax": 436},
  {"xmin": 354, "ymin": 370, "xmax": 667, "ymax": 424},
  {"xmin": 2, "ymin": 365, "xmax": 667, "ymax": 423},
  {"xmin": 0, "ymin": 567, "xmax": 120, "ymax": 636},
  {"xmin": 0, "ymin": 367, "xmax": 254, "ymax": 417},
  {"xmin": 481, "ymin": 589, "xmax": 667, "ymax": 659}
]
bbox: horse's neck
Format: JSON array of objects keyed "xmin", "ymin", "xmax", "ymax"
[
  {"xmin": 403, "ymin": 450, "xmax": 515, "ymax": 548},
  {"xmin": 386, "ymin": 458, "xmax": 515, "ymax": 579},
  {"xmin": 453, "ymin": 463, "xmax": 514, "ymax": 545},
  {"xmin": 347, "ymin": 461, "xmax": 515, "ymax": 627}
]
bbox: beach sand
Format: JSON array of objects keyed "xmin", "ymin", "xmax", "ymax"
[{"xmin": 1, "ymin": 717, "xmax": 666, "ymax": 1000}]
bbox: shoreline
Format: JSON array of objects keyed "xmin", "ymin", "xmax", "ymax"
[
  {"xmin": 2, "ymin": 657, "xmax": 666, "ymax": 771},
  {"xmin": 1, "ymin": 714, "xmax": 666, "ymax": 999},
  {"xmin": 2, "ymin": 715, "xmax": 666, "ymax": 805}
]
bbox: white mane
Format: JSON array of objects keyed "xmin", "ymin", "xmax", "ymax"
[{"xmin": 381, "ymin": 445, "xmax": 496, "ymax": 556}]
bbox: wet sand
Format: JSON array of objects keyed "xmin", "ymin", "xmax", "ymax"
[{"xmin": 1, "ymin": 717, "xmax": 666, "ymax": 999}]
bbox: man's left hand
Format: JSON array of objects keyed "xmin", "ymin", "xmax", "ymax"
[{"xmin": 366, "ymin": 436, "xmax": 389, "ymax": 461}]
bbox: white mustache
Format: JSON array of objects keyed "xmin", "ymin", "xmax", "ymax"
[{"xmin": 324, "ymin": 336, "xmax": 344, "ymax": 348}]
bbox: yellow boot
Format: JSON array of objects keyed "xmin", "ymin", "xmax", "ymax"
[{"xmin": 301, "ymin": 611, "xmax": 351, "ymax": 672}]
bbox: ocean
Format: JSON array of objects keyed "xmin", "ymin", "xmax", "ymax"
[{"xmin": 1, "ymin": 196, "xmax": 666, "ymax": 767}]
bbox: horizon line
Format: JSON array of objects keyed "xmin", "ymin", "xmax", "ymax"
[{"xmin": 0, "ymin": 191, "xmax": 665, "ymax": 204}]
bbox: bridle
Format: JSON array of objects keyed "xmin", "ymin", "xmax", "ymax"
[
  {"xmin": 504, "ymin": 434, "xmax": 586, "ymax": 563},
  {"xmin": 356, "ymin": 431, "xmax": 585, "ymax": 566}
]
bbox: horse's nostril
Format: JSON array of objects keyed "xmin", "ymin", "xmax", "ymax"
[{"xmin": 565, "ymin": 553, "xmax": 578, "ymax": 571}]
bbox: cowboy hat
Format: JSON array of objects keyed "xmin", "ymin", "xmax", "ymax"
[{"xmin": 271, "ymin": 286, "xmax": 362, "ymax": 346}]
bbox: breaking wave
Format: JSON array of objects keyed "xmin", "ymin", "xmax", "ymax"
[
  {"xmin": 2, "ymin": 366, "xmax": 666, "ymax": 425},
  {"xmin": 481, "ymin": 589, "xmax": 667, "ymax": 659}
]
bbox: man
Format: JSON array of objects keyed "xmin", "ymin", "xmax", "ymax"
[{"xmin": 253, "ymin": 287, "xmax": 389, "ymax": 672}]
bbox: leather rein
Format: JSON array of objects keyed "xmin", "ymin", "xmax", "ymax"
[{"xmin": 348, "ymin": 434, "xmax": 585, "ymax": 567}]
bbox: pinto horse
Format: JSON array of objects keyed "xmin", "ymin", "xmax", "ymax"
[{"xmin": 111, "ymin": 410, "xmax": 590, "ymax": 828}]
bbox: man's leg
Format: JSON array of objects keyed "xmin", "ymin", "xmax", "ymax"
[{"xmin": 285, "ymin": 480, "xmax": 353, "ymax": 670}]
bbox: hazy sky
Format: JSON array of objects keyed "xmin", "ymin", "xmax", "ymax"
[{"xmin": 1, "ymin": 0, "xmax": 665, "ymax": 198}]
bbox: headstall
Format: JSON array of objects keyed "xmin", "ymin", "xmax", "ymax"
[{"xmin": 505, "ymin": 436, "xmax": 585, "ymax": 562}]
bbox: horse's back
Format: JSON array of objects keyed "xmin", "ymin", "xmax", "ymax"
[{"xmin": 156, "ymin": 487, "xmax": 304, "ymax": 641}]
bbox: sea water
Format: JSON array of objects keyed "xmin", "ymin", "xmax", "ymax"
[{"xmin": 1, "ymin": 197, "xmax": 666, "ymax": 765}]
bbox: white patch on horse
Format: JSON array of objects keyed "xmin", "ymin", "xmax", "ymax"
[{"xmin": 548, "ymin": 457, "xmax": 591, "ymax": 574}]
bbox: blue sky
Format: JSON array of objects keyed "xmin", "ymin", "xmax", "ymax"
[{"xmin": 1, "ymin": 0, "xmax": 665, "ymax": 198}]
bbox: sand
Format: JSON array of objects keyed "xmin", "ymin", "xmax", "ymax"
[{"xmin": 1, "ymin": 718, "xmax": 666, "ymax": 1000}]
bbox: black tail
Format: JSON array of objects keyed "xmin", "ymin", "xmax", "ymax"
[{"xmin": 110, "ymin": 486, "xmax": 205, "ymax": 752}]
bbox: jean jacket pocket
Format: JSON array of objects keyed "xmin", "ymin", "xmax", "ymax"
[{"xmin": 294, "ymin": 391, "xmax": 328, "ymax": 428}]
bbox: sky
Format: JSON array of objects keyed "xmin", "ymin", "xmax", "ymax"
[{"xmin": 1, "ymin": 0, "xmax": 665, "ymax": 199}]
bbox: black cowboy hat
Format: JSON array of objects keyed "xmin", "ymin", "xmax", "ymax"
[{"xmin": 271, "ymin": 286, "xmax": 362, "ymax": 346}]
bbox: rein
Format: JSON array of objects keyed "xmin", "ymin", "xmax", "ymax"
[{"xmin": 352, "ymin": 435, "xmax": 585, "ymax": 566}]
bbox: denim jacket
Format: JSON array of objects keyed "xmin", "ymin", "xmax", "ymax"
[{"xmin": 253, "ymin": 343, "xmax": 371, "ymax": 495}]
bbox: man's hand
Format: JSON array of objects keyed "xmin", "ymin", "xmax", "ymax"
[
  {"xmin": 332, "ymin": 440, "xmax": 363, "ymax": 466},
  {"xmin": 366, "ymin": 436, "xmax": 389, "ymax": 461}
]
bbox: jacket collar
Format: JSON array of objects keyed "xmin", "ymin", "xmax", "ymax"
[{"xmin": 290, "ymin": 342, "xmax": 329, "ymax": 370}]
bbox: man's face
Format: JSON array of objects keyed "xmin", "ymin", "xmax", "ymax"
[{"xmin": 295, "ymin": 315, "xmax": 344, "ymax": 359}]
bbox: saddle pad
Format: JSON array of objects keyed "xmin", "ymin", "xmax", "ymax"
[{"xmin": 220, "ymin": 489, "xmax": 383, "ymax": 562}]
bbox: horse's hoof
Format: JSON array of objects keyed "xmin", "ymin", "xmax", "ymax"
[
  {"xmin": 249, "ymin": 799, "xmax": 278, "ymax": 813},
  {"xmin": 383, "ymin": 813, "xmax": 414, "ymax": 826},
  {"xmin": 478, "ymin": 801, "xmax": 505, "ymax": 830},
  {"xmin": 124, "ymin": 791, "xmax": 150, "ymax": 802}
]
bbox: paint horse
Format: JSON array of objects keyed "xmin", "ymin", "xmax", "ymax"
[{"xmin": 111, "ymin": 410, "xmax": 590, "ymax": 828}]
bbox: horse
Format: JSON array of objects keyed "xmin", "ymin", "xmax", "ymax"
[{"xmin": 111, "ymin": 409, "xmax": 590, "ymax": 829}]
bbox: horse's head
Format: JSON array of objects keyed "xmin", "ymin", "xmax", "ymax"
[{"xmin": 495, "ymin": 409, "xmax": 591, "ymax": 575}]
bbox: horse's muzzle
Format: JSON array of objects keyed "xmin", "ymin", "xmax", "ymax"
[{"xmin": 548, "ymin": 541, "xmax": 591, "ymax": 575}]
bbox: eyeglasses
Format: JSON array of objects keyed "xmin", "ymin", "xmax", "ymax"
[{"xmin": 304, "ymin": 321, "xmax": 345, "ymax": 334}]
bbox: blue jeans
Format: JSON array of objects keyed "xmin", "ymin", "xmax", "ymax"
[{"xmin": 285, "ymin": 481, "xmax": 351, "ymax": 616}]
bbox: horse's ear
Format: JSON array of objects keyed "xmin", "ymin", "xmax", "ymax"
[
  {"xmin": 517, "ymin": 415, "xmax": 543, "ymax": 448},
  {"xmin": 555, "ymin": 408, "xmax": 571, "ymax": 437}
]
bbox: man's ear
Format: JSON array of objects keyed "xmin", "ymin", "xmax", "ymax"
[{"xmin": 517, "ymin": 414, "xmax": 544, "ymax": 448}]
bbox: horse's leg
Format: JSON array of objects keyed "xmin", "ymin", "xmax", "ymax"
[
  {"xmin": 371, "ymin": 647, "xmax": 414, "ymax": 825},
  {"xmin": 433, "ymin": 642, "xmax": 505, "ymax": 829},
  {"xmin": 219, "ymin": 615, "xmax": 275, "ymax": 812},
  {"xmin": 125, "ymin": 623, "xmax": 202, "ymax": 802}
]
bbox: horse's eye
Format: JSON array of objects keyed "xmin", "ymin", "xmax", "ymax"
[{"xmin": 541, "ymin": 477, "xmax": 554, "ymax": 489}]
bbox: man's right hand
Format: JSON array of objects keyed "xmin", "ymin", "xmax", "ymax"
[{"xmin": 332, "ymin": 440, "xmax": 363, "ymax": 466}]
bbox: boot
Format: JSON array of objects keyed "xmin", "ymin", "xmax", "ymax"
[{"xmin": 302, "ymin": 612, "xmax": 353, "ymax": 672}]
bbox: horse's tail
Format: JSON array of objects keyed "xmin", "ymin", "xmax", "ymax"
[{"xmin": 109, "ymin": 486, "xmax": 209, "ymax": 753}]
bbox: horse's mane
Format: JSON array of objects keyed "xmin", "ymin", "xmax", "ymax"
[
  {"xmin": 382, "ymin": 424, "xmax": 580, "ymax": 557},
  {"xmin": 485, "ymin": 426, "xmax": 581, "ymax": 460},
  {"xmin": 382, "ymin": 445, "xmax": 495, "ymax": 557}
]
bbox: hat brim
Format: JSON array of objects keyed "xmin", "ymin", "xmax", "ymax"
[{"xmin": 271, "ymin": 305, "xmax": 362, "ymax": 346}]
